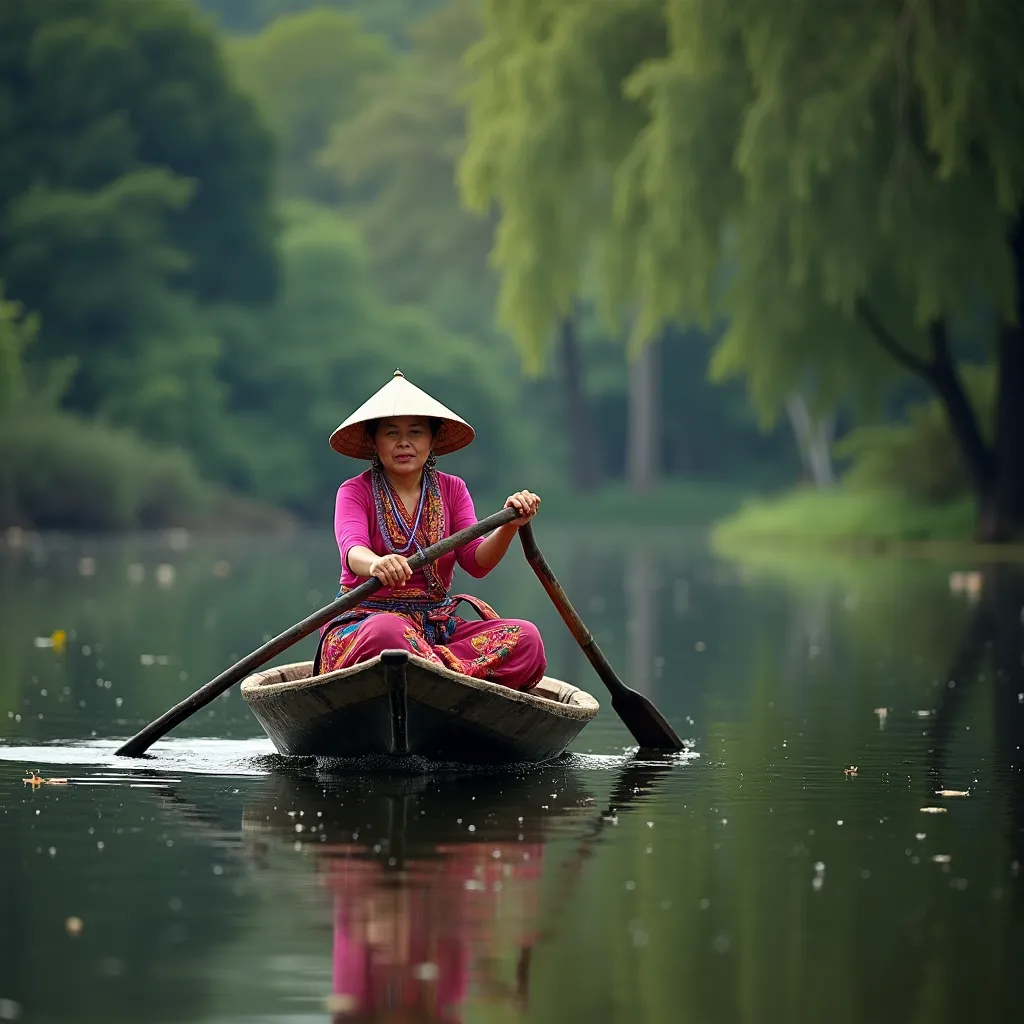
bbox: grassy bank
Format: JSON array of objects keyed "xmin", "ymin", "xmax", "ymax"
[{"xmin": 711, "ymin": 486, "xmax": 981, "ymax": 555}]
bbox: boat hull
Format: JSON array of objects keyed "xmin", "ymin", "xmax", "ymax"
[{"xmin": 240, "ymin": 650, "xmax": 599, "ymax": 765}]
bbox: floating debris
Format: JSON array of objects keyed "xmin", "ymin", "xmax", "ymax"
[
  {"xmin": 65, "ymin": 917, "xmax": 83, "ymax": 937},
  {"xmin": 413, "ymin": 962, "xmax": 439, "ymax": 982},
  {"xmin": 23, "ymin": 771, "xmax": 68, "ymax": 788},
  {"xmin": 874, "ymin": 707, "xmax": 888, "ymax": 727},
  {"xmin": 33, "ymin": 630, "xmax": 67, "ymax": 655},
  {"xmin": 936, "ymin": 790, "xmax": 969, "ymax": 798},
  {"xmin": 932, "ymin": 854, "xmax": 952, "ymax": 864},
  {"xmin": 920, "ymin": 807, "xmax": 947, "ymax": 814},
  {"xmin": 155, "ymin": 564, "xmax": 176, "ymax": 588},
  {"xmin": 77, "ymin": 556, "xmax": 97, "ymax": 576},
  {"xmin": 812, "ymin": 861, "xmax": 826, "ymax": 892},
  {"xmin": 949, "ymin": 570, "xmax": 983, "ymax": 600},
  {"xmin": 166, "ymin": 527, "xmax": 191, "ymax": 550},
  {"xmin": 844, "ymin": 766, "xmax": 858, "ymax": 776},
  {"xmin": 213, "ymin": 560, "xmax": 231, "ymax": 579},
  {"xmin": 0, "ymin": 997, "xmax": 23, "ymax": 1020}
]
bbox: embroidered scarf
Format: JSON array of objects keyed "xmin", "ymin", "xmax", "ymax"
[{"xmin": 370, "ymin": 463, "xmax": 447, "ymax": 600}]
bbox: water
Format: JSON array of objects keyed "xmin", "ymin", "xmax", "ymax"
[{"xmin": 1, "ymin": 527, "xmax": 1022, "ymax": 1022}]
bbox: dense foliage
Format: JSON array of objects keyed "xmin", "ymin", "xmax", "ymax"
[
  {"xmin": 0, "ymin": 0, "xmax": 868, "ymax": 531},
  {"xmin": 461, "ymin": 0, "xmax": 1024, "ymax": 539},
  {"xmin": 0, "ymin": 0, "xmax": 277, "ymax": 447},
  {"xmin": 839, "ymin": 365, "xmax": 995, "ymax": 505}
]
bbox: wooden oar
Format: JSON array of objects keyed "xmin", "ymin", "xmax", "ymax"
[
  {"xmin": 519, "ymin": 522, "xmax": 684, "ymax": 752},
  {"xmin": 115, "ymin": 507, "xmax": 520, "ymax": 758}
]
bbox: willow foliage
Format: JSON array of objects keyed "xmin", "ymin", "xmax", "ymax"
[{"xmin": 461, "ymin": 0, "xmax": 1024, "ymax": 414}]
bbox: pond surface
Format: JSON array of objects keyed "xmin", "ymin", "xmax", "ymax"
[{"xmin": 1, "ymin": 526, "xmax": 1022, "ymax": 1023}]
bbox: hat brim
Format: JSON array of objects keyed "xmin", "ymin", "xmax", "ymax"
[
  {"xmin": 330, "ymin": 372, "xmax": 475, "ymax": 459},
  {"xmin": 330, "ymin": 417, "xmax": 475, "ymax": 459}
]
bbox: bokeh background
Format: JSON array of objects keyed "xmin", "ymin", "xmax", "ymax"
[{"xmin": 2, "ymin": 0, "xmax": 1018, "ymax": 544}]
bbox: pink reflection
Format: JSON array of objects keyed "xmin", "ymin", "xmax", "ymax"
[{"xmin": 321, "ymin": 842, "xmax": 543, "ymax": 1023}]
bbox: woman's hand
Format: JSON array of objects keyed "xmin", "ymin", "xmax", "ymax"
[
  {"xmin": 369, "ymin": 553, "xmax": 413, "ymax": 588},
  {"xmin": 504, "ymin": 489, "xmax": 541, "ymax": 527}
]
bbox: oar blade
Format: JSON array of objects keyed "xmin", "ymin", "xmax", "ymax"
[{"xmin": 610, "ymin": 687, "xmax": 686, "ymax": 752}]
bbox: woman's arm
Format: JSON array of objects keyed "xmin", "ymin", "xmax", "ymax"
[
  {"xmin": 474, "ymin": 490, "xmax": 541, "ymax": 570},
  {"xmin": 335, "ymin": 478, "xmax": 411, "ymax": 587}
]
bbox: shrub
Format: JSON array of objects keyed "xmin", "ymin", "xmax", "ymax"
[
  {"xmin": 837, "ymin": 363, "xmax": 994, "ymax": 504},
  {"xmin": 0, "ymin": 413, "xmax": 212, "ymax": 530}
]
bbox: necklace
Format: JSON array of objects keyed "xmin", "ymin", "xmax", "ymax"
[{"xmin": 374, "ymin": 466, "xmax": 428, "ymax": 555}]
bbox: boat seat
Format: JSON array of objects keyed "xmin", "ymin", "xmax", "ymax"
[{"xmin": 531, "ymin": 677, "xmax": 583, "ymax": 705}]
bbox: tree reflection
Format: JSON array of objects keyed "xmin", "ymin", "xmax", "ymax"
[
  {"xmin": 238, "ymin": 759, "xmax": 675, "ymax": 1023},
  {"xmin": 930, "ymin": 563, "xmax": 1024, "ymax": 873}
]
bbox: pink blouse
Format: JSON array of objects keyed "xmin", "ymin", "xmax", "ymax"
[{"xmin": 334, "ymin": 470, "xmax": 492, "ymax": 597}]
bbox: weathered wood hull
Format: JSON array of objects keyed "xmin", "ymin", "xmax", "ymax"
[{"xmin": 240, "ymin": 650, "xmax": 599, "ymax": 765}]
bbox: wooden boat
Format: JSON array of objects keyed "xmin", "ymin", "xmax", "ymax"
[{"xmin": 240, "ymin": 649, "xmax": 600, "ymax": 765}]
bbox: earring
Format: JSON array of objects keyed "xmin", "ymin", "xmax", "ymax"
[{"xmin": 426, "ymin": 450, "xmax": 437, "ymax": 469}]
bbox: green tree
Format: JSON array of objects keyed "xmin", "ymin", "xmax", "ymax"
[
  {"xmin": 0, "ymin": 284, "xmax": 76, "ymax": 417},
  {"xmin": 320, "ymin": 0, "xmax": 494, "ymax": 314},
  {"xmin": 324, "ymin": 0, "xmax": 624, "ymax": 491},
  {"xmin": 0, "ymin": 0, "xmax": 278, "ymax": 440},
  {"xmin": 0, "ymin": 286, "xmax": 38, "ymax": 416},
  {"xmin": 207, "ymin": 202, "xmax": 523, "ymax": 516},
  {"xmin": 462, "ymin": 0, "xmax": 1024, "ymax": 540},
  {"xmin": 228, "ymin": 9, "xmax": 394, "ymax": 202}
]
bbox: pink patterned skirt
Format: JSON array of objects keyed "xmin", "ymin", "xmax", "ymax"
[{"xmin": 315, "ymin": 594, "xmax": 546, "ymax": 692}]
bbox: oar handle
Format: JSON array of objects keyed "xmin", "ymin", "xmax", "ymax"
[{"xmin": 116, "ymin": 507, "xmax": 519, "ymax": 757}]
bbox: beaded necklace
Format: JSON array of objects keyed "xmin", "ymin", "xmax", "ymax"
[{"xmin": 373, "ymin": 464, "xmax": 430, "ymax": 555}]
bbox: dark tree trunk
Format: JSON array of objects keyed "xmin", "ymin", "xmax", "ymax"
[
  {"xmin": 924, "ymin": 320, "xmax": 997, "ymax": 519},
  {"xmin": 985, "ymin": 214, "xmax": 1024, "ymax": 542},
  {"xmin": 857, "ymin": 213, "xmax": 1024, "ymax": 544},
  {"xmin": 558, "ymin": 314, "xmax": 601, "ymax": 491}
]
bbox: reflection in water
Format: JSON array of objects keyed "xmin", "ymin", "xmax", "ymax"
[
  {"xmin": 931, "ymin": 564, "xmax": 1024, "ymax": 870},
  {"xmin": 782, "ymin": 583, "xmax": 831, "ymax": 687},
  {"xmin": 8, "ymin": 531, "xmax": 1024, "ymax": 1023},
  {"xmin": 626, "ymin": 548, "xmax": 658, "ymax": 697},
  {"xmin": 235, "ymin": 760, "xmax": 674, "ymax": 1023}
]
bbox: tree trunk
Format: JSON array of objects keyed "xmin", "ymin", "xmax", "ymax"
[
  {"xmin": 626, "ymin": 334, "xmax": 660, "ymax": 492},
  {"xmin": 857, "ymin": 299, "xmax": 1012, "ymax": 542},
  {"xmin": 784, "ymin": 392, "xmax": 835, "ymax": 487},
  {"xmin": 984, "ymin": 214, "xmax": 1024, "ymax": 542},
  {"xmin": 923, "ymin": 323, "xmax": 998, "ymax": 539},
  {"xmin": 558, "ymin": 314, "xmax": 601, "ymax": 491}
]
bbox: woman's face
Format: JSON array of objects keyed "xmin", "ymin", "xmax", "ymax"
[{"xmin": 373, "ymin": 417, "xmax": 433, "ymax": 481}]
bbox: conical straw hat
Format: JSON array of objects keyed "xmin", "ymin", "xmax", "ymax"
[{"xmin": 330, "ymin": 370, "xmax": 475, "ymax": 459}]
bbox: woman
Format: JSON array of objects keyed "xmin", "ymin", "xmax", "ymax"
[{"xmin": 315, "ymin": 370, "xmax": 546, "ymax": 690}]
